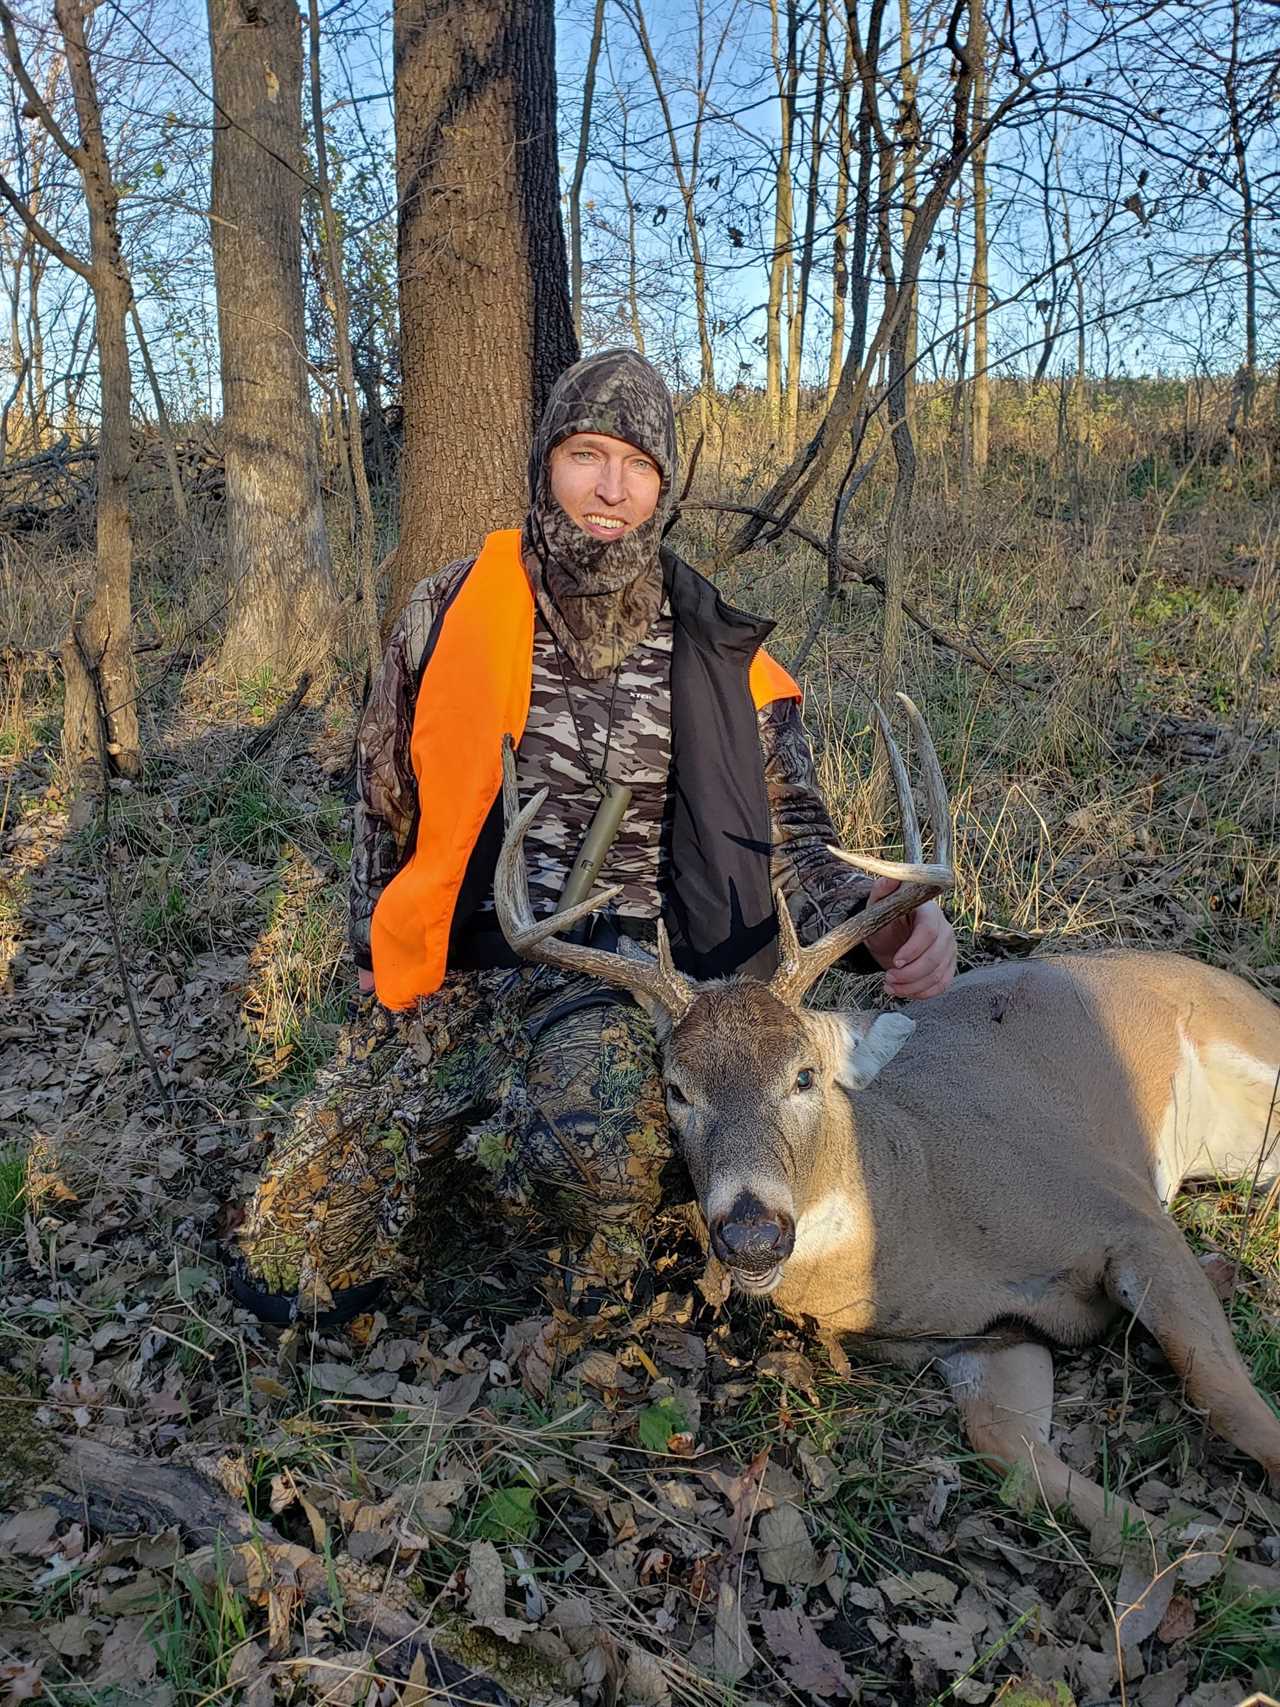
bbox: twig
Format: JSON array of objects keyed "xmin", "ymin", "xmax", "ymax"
[
  {"xmin": 677, "ymin": 496, "xmax": 1039, "ymax": 690},
  {"xmin": 71, "ymin": 623, "xmax": 176, "ymax": 1121}
]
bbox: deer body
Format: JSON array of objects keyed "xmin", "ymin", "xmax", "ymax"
[
  {"xmin": 494, "ymin": 707, "xmax": 1280, "ymax": 1560},
  {"xmin": 772, "ymin": 951, "xmax": 1280, "ymax": 1357}
]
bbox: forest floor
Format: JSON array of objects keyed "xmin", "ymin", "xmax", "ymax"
[{"xmin": 2, "ymin": 437, "xmax": 1280, "ymax": 1707}]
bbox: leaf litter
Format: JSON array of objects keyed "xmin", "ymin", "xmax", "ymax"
[{"xmin": 1, "ymin": 697, "xmax": 1279, "ymax": 1705}]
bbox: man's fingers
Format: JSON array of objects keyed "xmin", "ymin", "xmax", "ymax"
[{"xmin": 891, "ymin": 904, "xmax": 943, "ymax": 968}]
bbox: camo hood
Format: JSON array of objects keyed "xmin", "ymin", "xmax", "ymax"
[{"xmin": 522, "ymin": 348, "xmax": 677, "ymax": 679}]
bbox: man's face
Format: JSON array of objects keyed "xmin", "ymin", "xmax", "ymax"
[{"xmin": 548, "ymin": 432, "xmax": 663, "ymax": 542}]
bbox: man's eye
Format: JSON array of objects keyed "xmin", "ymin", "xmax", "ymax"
[{"xmin": 794, "ymin": 1069, "xmax": 816, "ymax": 1093}]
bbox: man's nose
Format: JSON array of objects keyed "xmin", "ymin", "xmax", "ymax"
[{"xmin": 595, "ymin": 460, "xmax": 627, "ymax": 506}]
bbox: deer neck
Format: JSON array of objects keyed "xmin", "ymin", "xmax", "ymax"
[{"xmin": 773, "ymin": 1078, "xmax": 929, "ymax": 1337}]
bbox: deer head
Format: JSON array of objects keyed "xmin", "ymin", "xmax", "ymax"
[{"xmin": 493, "ymin": 697, "xmax": 954, "ymax": 1294}]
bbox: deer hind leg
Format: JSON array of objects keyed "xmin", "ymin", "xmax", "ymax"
[
  {"xmin": 940, "ymin": 1342, "xmax": 1161, "ymax": 1543},
  {"xmin": 1105, "ymin": 1227, "xmax": 1280, "ymax": 1491}
]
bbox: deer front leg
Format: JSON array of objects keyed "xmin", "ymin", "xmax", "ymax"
[
  {"xmin": 1105, "ymin": 1229, "xmax": 1280, "ymax": 1490},
  {"xmin": 939, "ymin": 1342, "xmax": 1161, "ymax": 1545}
]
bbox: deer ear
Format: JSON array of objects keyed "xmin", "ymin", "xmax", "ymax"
[{"xmin": 835, "ymin": 1011, "xmax": 916, "ymax": 1089}]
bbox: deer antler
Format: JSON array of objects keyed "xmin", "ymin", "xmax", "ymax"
[
  {"xmin": 493, "ymin": 736, "xmax": 696, "ymax": 1024},
  {"xmin": 769, "ymin": 693, "xmax": 956, "ymax": 1006}
]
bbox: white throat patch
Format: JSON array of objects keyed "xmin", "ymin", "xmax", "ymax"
[{"xmin": 791, "ymin": 1188, "xmax": 861, "ymax": 1265}]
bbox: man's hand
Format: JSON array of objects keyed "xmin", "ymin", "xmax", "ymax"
[
  {"xmin": 863, "ymin": 875, "xmax": 956, "ymax": 1000},
  {"xmin": 357, "ymin": 968, "xmax": 376, "ymax": 996}
]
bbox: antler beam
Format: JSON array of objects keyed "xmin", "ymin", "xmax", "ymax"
[{"xmin": 493, "ymin": 736, "xmax": 696, "ymax": 1024}]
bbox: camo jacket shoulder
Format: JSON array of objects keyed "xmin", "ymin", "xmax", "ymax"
[{"xmin": 350, "ymin": 557, "xmax": 475, "ymax": 969}]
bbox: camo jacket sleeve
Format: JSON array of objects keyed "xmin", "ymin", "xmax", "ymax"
[
  {"xmin": 759, "ymin": 697, "xmax": 879, "ymax": 974},
  {"xmin": 349, "ymin": 558, "xmax": 476, "ymax": 971}
]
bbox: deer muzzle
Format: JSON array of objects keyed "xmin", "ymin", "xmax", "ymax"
[{"xmin": 709, "ymin": 1190, "xmax": 796, "ymax": 1293}]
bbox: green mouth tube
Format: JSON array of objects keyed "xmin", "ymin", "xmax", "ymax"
[{"xmin": 554, "ymin": 779, "xmax": 633, "ymax": 914}]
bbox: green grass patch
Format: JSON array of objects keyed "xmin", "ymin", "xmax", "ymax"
[
  {"xmin": 0, "ymin": 1145, "xmax": 27, "ymax": 1235},
  {"xmin": 1189, "ymin": 1585, "xmax": 1280, "ymax": 1688}
]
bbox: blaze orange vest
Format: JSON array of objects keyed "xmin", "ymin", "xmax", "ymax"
[{"xmin": 371, "ymin": 529, "xmax": 800, "ymax": 1010}]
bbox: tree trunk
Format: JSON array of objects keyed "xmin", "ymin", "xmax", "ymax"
[
  {"xmin": 208, "ymin": 0, "xmax": 338, "ymax": 682},
  {"xmin": 618, "ymin": 97, "xmax": 645, "ymax": 354},
  {"xmin": 766, "ymin": 0, "xmax": 797, "ymax": 442},
  {"xmin": 786, "ymin": 0, "xmax": 826, "ymax": 457},
  {"xmin": 307, "ymin": 0, "xmax": 380, "ymax": 677},
  {"xmin": 871, "ymin": 314, "xmax": 915, "ymax": 826},
  {"xmin": 826, "ymin": 14, "xmax": 854, "ymax": 405},
  {"xmin": 130, "ymin": 303, "xmax": 191, "ymax": 530},
  {"xmin": 390, "ymin": 0, "xmax": 577, "ymax": 624},
  {"xmin": 626, "ymin": 0, "xmax": 716, "ymax": 436},
  {"xmin": 969, "ymin": 0, "xmax": 989, "ymax": 475},
  {"xmin": 1225, "ymin": 0, "xmax": 1256, "ymax": 428},
  {"xmin": 569, "ymin": 0, "xmax": 606, "ymax": 343},
  {"xmin": 50, "ymin": 0, "xmax": 141, "ymax": 781},
  {"xmin": 896, "ymin": 0, "xmax": 918, "ymax": 392}
]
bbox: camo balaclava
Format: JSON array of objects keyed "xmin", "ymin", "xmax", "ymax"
[{"xmin": 522, "ymin": 349, "xmax": 678, "ymax": 681}]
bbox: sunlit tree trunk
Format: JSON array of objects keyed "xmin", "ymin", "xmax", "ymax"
[
  {"xmin": 209, "ymin": 0, "xmax": 338, "ymax": 681},
  {"xmin": 618, "ymin": 96, "xmax": 645, "ymax": 353},
  {"xmin": 969, "ymin": 0, "xmax": 989, "ymax": 475},
  {"xmin": 1225, "ymin": 0, "xmax": 1256, "ymax": 427},
  {"xmin": 766, "ymin": 0, "xmax": 797, "ymax": 441},
  {"xmin": 307, "ymin": 0, "xmax": 379, "ymax": 676},
  {"xmin": 897, "ymin": 0, "xmax": 918, "ymax": 394},
  {"xmin": 786, "ymin": 0, "xmax": 826, "ymax": 457},
  {"xmin": 826, "ymin": 14, "xmax": 854, "ymax": 405},
  {"xmin": 626, "ymin": 0, "xmax": 716, "ymax": 434},
  {"xmin": 48, "ymin": 0, "xmax": 141, "ymax": 780},
  {"xmin": 569, "ymin": 0, "xmax": 606, "ymax": 343}
]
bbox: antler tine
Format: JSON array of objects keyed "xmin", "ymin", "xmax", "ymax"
[
  {"xmin": 768, "ymin": 699, "xmax": 956, "ymax": 1007},
  {"xmin": 494, "ymin": 737, "xmax": 696, "ymax": 1023},
  {"xmin": 897, "ymin": 691, "xmax": 952, "ymax": 869},
  {"xmin": 873, "ymin": 699, "xmax": 922, "ymax": 863},
  {"xmin": 770, "ymin": 885, "xmax": 805, "ymax": 988}
]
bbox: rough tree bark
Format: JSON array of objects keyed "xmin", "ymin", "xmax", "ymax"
[
  {"xmin": 390, "ymin": 0, "xmax": 578, "ymax": 624},
  {"xmin": 208, "ymin": 0, "xmax": 338, "ymax": 682},
  {"xmin": 0, "ymin": 0, "xmax": 141, "ymax": 780}
]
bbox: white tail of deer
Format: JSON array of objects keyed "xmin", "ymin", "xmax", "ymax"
[{"xmin": 494, "ymin": 707, "xmax": 1280, "ymax": 1572}]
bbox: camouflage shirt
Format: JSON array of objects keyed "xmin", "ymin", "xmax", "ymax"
[
  {"xmin": 486, "ymin": 604, "xmax": 673, "ymax": 919},
  {"xmin": 351, "ymin": 557, "xmax": 875, "ymax": 972}
]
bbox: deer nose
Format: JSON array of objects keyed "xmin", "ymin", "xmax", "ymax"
[{"xmin": 711, "ymin": 1193, "xmax": 795, "ymax": 1267}]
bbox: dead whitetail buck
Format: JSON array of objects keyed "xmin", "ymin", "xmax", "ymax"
[{"xmin": 495, "ymin": 710, "xmax": 1280, "ymax": 1564}]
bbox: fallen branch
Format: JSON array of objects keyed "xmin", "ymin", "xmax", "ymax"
[
  {"xmin": 49, "ymin": 1439, "xmax": 517, "ymax": 1702},
  {"xmin": 678, "ymin": 496, "xmax": 1039, "ymax": 691}
]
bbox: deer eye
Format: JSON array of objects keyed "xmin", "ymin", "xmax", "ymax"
[
  {"xmin": 666, "ymin": 1082, "xmax": 688, "ymax": 1108},
  {"xmin": 794, "ymin": 1068, "xmax": 816, "ymax": 1093}
]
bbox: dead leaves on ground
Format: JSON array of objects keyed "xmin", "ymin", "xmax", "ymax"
[{"xmin": 3, "ymin": 725, "xmax": 1280, "ymax": 1705}]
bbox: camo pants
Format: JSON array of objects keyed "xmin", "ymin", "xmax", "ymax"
[{"xmin": 235, "ymin": 966, "xmax": 674, "ymax": 1312}]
